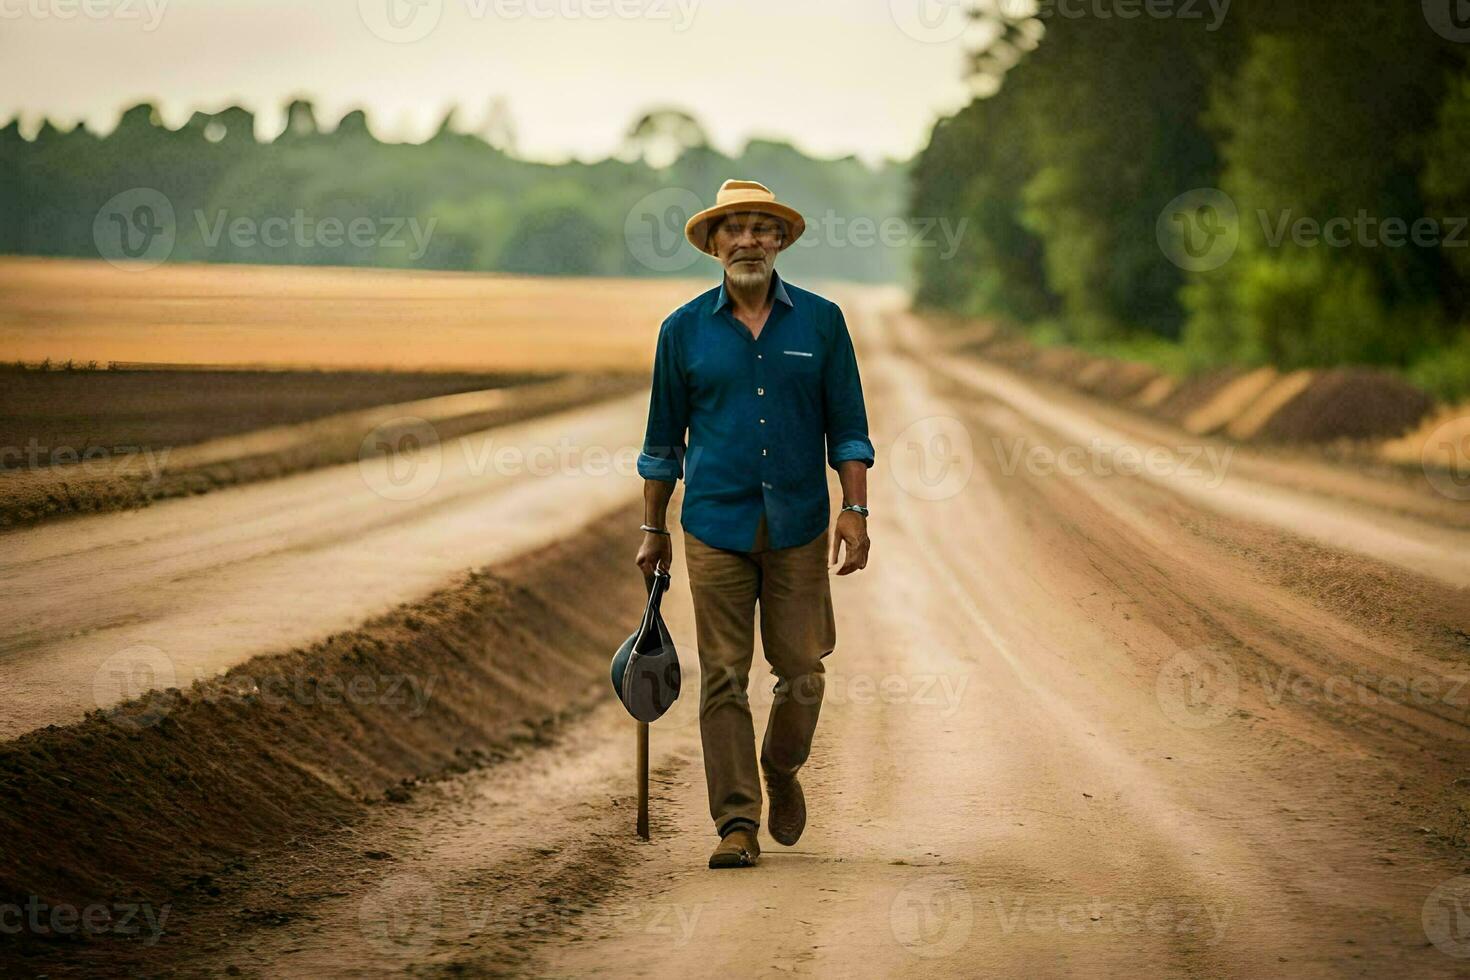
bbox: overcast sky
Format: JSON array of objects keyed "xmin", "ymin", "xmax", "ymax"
[{"xmin": 0, "ymin": 0, "xmax": 982, "ymax": 165}]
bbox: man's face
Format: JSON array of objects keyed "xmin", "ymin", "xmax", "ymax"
[{"xmin": 710, "ymin": 211, "xmax": 786, "ymax": 289}]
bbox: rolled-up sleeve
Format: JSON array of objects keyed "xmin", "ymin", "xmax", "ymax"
[
  {"xmin": 637, "ymin": 316, "xmax": 689, "ymax": 482},
  {"xmin": 823, "ymin": 306, "xmax": 876, "ymax": 470}
]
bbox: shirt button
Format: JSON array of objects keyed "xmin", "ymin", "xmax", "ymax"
[
  {"xmin": 759, "ymin": 418, "xmax": 766, "ymax": 424},
  {"xmin": 762, "ymin": 481, "xmax": 772, "ymax": 489},
  {"xmin": 757, "ymin": 387, "xmax": 764, "ymax": 395},
  {"xmin": 757, "ymin": 354, "xmax": 763, "ymax": 359},
  {"xmin": 762, "ymin": 449, "xmax": 767, "ymax": 456}
]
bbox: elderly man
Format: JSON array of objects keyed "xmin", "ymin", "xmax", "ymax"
[{"xmin": 635, "ymin": 179, "xmax": 875, "ymax": 869}]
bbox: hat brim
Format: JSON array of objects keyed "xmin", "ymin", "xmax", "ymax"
[{"xmin": 684, "ymin": 202, "xmax": 805, "ymax": 256}]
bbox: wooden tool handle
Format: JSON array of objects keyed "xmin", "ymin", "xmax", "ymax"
[{"xmin": 637, "ymin": 721, "xmax": 650, "ymax": 840}]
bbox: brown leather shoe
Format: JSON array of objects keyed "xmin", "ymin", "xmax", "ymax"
[
  {"xmin": 764, "ymin": 771, "xmax": 806, "ymax": 846},
  {"xmin": 708, "ymin": 825, "xmax": 760, "ymax": 869}
]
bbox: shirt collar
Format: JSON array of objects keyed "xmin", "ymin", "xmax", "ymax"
[{"xmin": 713, "ymin": 268, "xmax": 793, "ymax": 315}]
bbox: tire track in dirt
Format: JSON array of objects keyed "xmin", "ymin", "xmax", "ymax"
[{"xmin": 17, "ymin": 285, "xmax": 1470, "ymax": 977}]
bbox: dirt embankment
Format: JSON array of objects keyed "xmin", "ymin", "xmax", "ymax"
[
  {"xmin": 0, "ymin": 365, "xmax": 551, "ymax": 468},
  {"xmin": 939, "ymin": 318, "xmax": 1446, "ymax": 453},
  {"xmin": 0, "ymin": 371, "xmax": 645, "ymax": 529},
  {"xmin": 0, "ymin": 503, "xmax": 648, "ymax": 973}
]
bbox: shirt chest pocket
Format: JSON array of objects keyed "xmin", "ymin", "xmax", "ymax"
[{"xmin": 773, "ymin": 347, "xmax": 822, "ymax": 385}]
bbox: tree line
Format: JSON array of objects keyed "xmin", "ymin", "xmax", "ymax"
[
  {"xmin": 909, "ymin": 0, "xmax": 1470, "ymax": 398},
  {"xmin": 0, "ymin": 102, "xmax": 909, "ymax": 285}
]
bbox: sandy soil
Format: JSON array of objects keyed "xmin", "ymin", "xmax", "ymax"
[
  {"xmin": 5, "ymin": 283, "xmax": 1470, "ymax": 977},
  {"xmin": 0, "ymin": 366, "xmax": 550, "ymax": 469},
  {"xmin": 2, "ymin": 282, "xmax": 1446, "ymax": 975},
  {"xmin": 0, "ymin": 257, "xmax": 700, "ymax": 373},
  {"xmin": 0, "ymin": 371, "xmax": 644, "ymax": 527},
  {"xmin": 0, "ymin": 507, "xmax": 655, "ymax": 976},
  {"xmin": 0, "ymin": 386, "xmax": 652, "ymax": 738}
]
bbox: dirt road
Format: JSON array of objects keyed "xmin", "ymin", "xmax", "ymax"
[
  {"xmin": 0, "ymin": 391, "xmax": 648, "ymax": 738},
  {"xmin": 146, "ymin": 285, "xmax": 1470, "ymax": 978}
]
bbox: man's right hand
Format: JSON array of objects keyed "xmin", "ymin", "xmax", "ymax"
[{"xmin": 636, "ymin": 531, "xmax": 673, "ymax": 580}]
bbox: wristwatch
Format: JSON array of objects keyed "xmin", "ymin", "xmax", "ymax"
[{"xmin": 840, "ymin": 503, "xmax": 869, "ymax": 518}]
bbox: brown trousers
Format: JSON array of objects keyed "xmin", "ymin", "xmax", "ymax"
[{"xmin": 683, "ymin": 512, "xmax": 836, "ymax": 836}]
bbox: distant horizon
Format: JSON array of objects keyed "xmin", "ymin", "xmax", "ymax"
[
  {"xmin": 0, "ymin": 0, "xmax": 976, "ymax": 169},
  {"xmin": 2, "ymin": 95, "xmax": 916, "ymax": 169}
]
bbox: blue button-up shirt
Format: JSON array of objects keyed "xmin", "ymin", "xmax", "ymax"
[{"xmin": 637, "ymin": 269, "xmax": 876, "ymax": 552}]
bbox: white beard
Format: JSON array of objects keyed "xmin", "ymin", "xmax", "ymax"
[{"xmin": 726, "ymin": 264, "xmax": 772, "ymax": 291}]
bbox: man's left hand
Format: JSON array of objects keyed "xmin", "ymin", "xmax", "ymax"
[{"xmin": 829, "ymin": 510, "xmax": 870, "ymax": 575}]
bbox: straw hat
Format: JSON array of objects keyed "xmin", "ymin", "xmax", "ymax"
[{"xmin": 684, "ymin": 179, "xmax": 806, "ymax": 255}]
